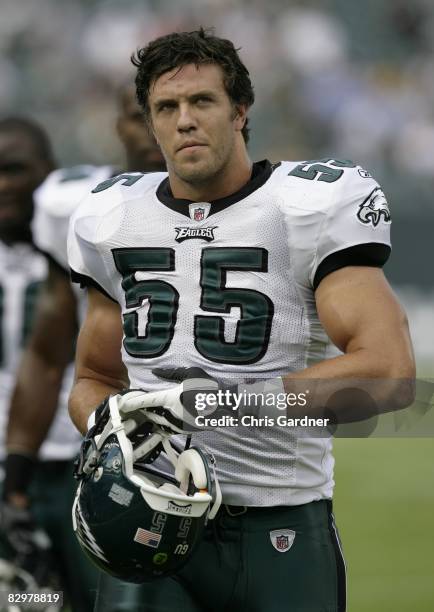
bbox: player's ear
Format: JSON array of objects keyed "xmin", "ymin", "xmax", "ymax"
[
  {"xmin": 146, "ymin": 113, "xmax": 159, "ymax": 144},
  {"xmin": 232, "ymin": 104, "xmax": 248, "ymax": 132}
]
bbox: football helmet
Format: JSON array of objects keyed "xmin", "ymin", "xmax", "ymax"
[{"xmin": 72, "ymin": 393, "xmax": 221, "ymax": 583}]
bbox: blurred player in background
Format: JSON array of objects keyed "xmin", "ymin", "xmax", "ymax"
[
  {"xmin": 3, "ymin": 87, "xmax": 166, "ymax": 611},
  {"xmin": 117, "ymin": 84, "xmax": 168, "ymax": 173},
  {"xmin": 0, "ymin": 117, "xmax": 99, "ymax": 608}
]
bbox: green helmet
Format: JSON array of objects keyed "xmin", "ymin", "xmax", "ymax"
[{"xmin": 72, "ymin": 395, "xmax": 221, "ymax": 583}]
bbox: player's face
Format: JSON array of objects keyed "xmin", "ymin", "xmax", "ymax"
[
  {"xmin": 148, "ymin": 63, "xmax": 246, "ymax": 185},
  {"xmin": 0, "ymin": 132, "xmax": 49, "ymax": 233},
  {"xmin": 117, "ymin": 88, "xmax": 165, "ymax": 172}
]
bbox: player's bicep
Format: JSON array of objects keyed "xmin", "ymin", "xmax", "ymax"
[
  {"xmin": 315, "ymin": 266, "xmax": 415, "ymax": 378},
  {"xmin": 75, "ymin": 287, "xmax": 128, "ymax": 388}
]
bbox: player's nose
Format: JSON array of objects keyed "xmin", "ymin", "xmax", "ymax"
[{"xmin": 176, "ymin": 103, "xmax": 197, "ymax": 132}]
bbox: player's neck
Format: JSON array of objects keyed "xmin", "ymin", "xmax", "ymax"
[{"xmin": 169, "ymin": 150, "xmax": 253, "ymax": 202}]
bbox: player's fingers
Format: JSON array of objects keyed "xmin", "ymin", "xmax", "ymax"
[
  {"xmin": 117, "ymin": 390, "xmax": 155, "ymax": 415},
  {"xmin": 181, "ymin": 378, "xmax": 219, "ymax": 409},
  {"xmin": 153, "ymin": 367, "xmax": 212, "ymax": 382},
  {"xmin": 152, "ymin": 367, "xmax": 181, "ymax": 381},
  {"xmin": 144, "ymin": 410, "xmax": 184, "ymax": 434}
]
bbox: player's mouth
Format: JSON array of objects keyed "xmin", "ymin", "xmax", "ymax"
[{"xmin": 177, "ymin": 141, "xmax": 207, "ymax": 152}]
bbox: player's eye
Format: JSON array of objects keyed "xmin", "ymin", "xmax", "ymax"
[
  {"xmin": 157, "ymin": 102, "xmax": 176, "ymax": 113},
  {"xmin": 195, "ymin": 96, "xmax": 212, "ymax": 105}
]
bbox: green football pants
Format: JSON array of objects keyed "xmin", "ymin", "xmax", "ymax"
[{"xmin": 94, "ymin": 499, "xmax": 346, "ymax": 612}]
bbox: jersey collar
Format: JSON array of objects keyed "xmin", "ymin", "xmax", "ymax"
[{"xmin": 156, "ymin": 159, "xmax": 278, "ymax": 218}]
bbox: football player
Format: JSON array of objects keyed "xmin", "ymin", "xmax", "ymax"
[
  {"xmin": 0, "ymin": 117, "xmax": 87, "ymax": 606},
  {"xmin": 68, "ymin": 30, "xmax": 415, "ymax": 611},
  {"xmin": 3, "ymin": 90, "xmax": 167, "ymax": 611}
]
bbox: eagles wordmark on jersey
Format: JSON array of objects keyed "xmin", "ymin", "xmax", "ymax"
[{"xmin": 68, "ymin": 158, "xmax": 391, "ymax": 506}]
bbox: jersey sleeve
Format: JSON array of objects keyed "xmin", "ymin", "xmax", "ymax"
[
  {"xmin": 33, "ymin": 165, "xmax": 114, "ymax": 272},
  {"xmin": 311, "ymin": 168, "xmax": 391, "ymax": 289},
  {"xmin": 67, "ymin": 191, "xmax": 120, "ymax": 302},
  {"xmin": 68, "ymin": 171, "xmax": 163, "ymax": 302}
]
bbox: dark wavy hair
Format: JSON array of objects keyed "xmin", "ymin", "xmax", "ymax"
[{"xmin": 131, "ymin": 28, "xmax": 255, "ymax": 143}]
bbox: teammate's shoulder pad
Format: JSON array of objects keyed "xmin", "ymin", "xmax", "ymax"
[{"xmin": 35, "ymin": 165, "xmax": 115, "ymax": 218}]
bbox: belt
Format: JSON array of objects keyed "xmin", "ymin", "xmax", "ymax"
[{"xmin": 223, "ymin": 500, "xmax": 330, "ymax": 517}]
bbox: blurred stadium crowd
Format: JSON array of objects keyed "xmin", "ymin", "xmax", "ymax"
[
  {"xmin": 1, "ymin": 0, "xmax": 433, "ymax": 298},
  {"xmin": 1, "ymin": 1, "xmax": 434, "ymax": 176}
]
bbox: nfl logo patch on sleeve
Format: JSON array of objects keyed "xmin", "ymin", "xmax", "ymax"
[{"xmin": 269, "ymin": 529, "xmax": 296, "ymax": 552}]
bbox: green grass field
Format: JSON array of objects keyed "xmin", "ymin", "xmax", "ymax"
[{"xmin": 333, "ymin": 438, "xmax": 434, "ymax": 611}]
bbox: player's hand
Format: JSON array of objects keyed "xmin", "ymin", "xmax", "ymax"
[
  {"xmin": 75, "ymin": 389, "xmax": 147, "ymax": 479},
  {"xmin": 117, "ymin": 367, "xmax": 219, "ymax": 434},
  {"xmin": 0, "ymin": 500, "xmax": 60, "ymax": 589},
  {"xmin": 86, "ymin": 388, "xmax": 146, "ymax": 433},
  {"xmin": 0, "ymin": 501, "xmax": 42, "ymax": 558}
]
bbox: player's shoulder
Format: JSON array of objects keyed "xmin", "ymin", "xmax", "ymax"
[
  {"xmin": 71, "ymin": 171, "xmax": 167, "ymax": 244},
  {"xmin": 35, "ymin": 165, "xmax": 115, "ymax": 219},
  {"xmin": 91, "ymin": 170, "xmax": 166, "ymax": 196},
  {"xmin": 80, "ymin": 170, "xmax": 167, "ymax": 211},
  {"xmin": 273, "ymin": 158, "xmax": 381, "ymax": 212}
]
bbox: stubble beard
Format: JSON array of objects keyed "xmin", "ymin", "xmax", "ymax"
[{"xmin": 172, "ymin": 138, "xmax": 235, "ymax": 189}]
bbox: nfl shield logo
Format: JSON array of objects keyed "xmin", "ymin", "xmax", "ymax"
[
  {"xmin": 276, "ymin": 535, "xmax": 289, "ymax": 550},
  {"xmin": 189, "ymin": 202, "xmax": 211, "ymax": 221},
  {"xmin": 194, "ymin": 207, "xmax": 205, "ymax": 221},
  {"xmin": 269, "ymin": 529, "xmax": 295, "ymax": 553}
]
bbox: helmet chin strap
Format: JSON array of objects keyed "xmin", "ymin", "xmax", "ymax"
[
  {"xmin": 161, "ymin": 436, "xmax": 180, "ymax": 469},
  {"xmin": 161, "ymin": 438, "xmax": 222, "ymax": 519},
  {"xmin": 132, "ymin": 431, "xmax": 164, "ymax": 463},
  {"xmin": 108, "ymin": 395, "xmax": 135, "ymax": 478},
  {"xmin": 207, "ymin": 455, "xmax": 222, "ymax": 520}
]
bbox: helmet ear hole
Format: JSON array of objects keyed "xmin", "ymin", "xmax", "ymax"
[{"xmin": 175, "ymin": 448, "xmax": 208, "ymax": 491}]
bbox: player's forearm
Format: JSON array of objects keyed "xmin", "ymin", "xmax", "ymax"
[
  {"xmin": 69, "ymin": 376, "xmax": 127, "ymax": 435},
  {"xmin": 6, "ymin": 348, "xmax": 65, "ymax": 456},
  {"xmin": 282, "ymin": 347, "xmax": 415, "ymax": 423}
]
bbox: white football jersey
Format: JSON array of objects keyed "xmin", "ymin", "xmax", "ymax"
[
  {"xmin": 34, "ymin": 165, "xmax": 115, "ymax": 273},
  {"xmin": 68, "ymin": 159, "xmax": 392, "ymax": 505},
  {"xmin": 31, "ymin": 165, "xmax": 114, "ymax": 460},
  {"xmin": 0, "ymin": 242, "xmax": 47, "ymax": 460}
]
